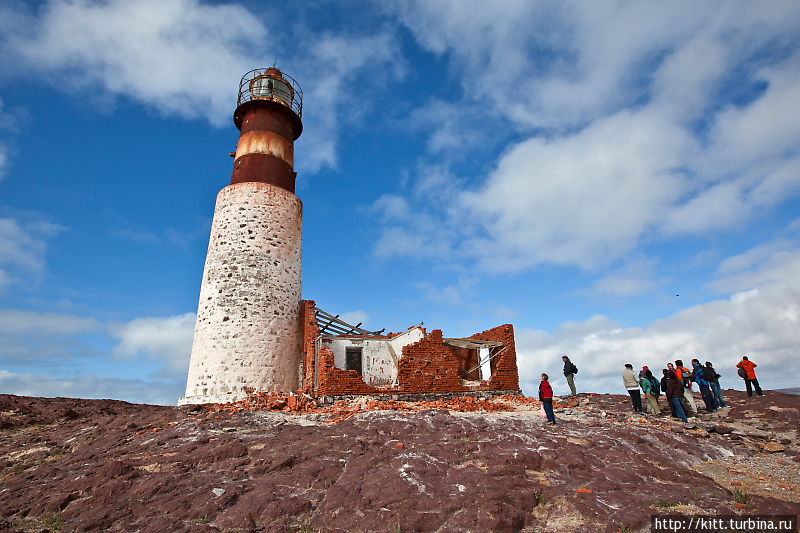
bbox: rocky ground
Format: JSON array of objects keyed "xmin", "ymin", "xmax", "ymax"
[{"xmin": 0, "ymin": 389, "xmax": 798, "ymax": 533}]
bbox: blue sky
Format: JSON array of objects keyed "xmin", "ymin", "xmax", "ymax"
[{"xmin": 0, "ymin": 0, "xmax": 798, "ymax": 404}]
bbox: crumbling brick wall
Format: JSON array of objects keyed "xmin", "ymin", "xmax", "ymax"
[
  {"xmin": 451, "ymin": 346, "xmax": 480, "ymax": 380},
  {"xmin": 316, "ymin": 345, "xmax": 383, "ymax": 395},
  {"xmin": 395, "ymin": 329, "xmax": 465, "ymax": 392},
  {"xmin": 470, "ymin": 324, "xmax": 520, "ymax": 391},
  {"xmin": 300, "ymin": 300, "xmax": 319, "ymax": 391},
  {"xmin": 301, "ymin": 300, "xmax": 521, "ymax": 397}
]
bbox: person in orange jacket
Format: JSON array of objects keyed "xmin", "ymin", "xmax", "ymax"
[{"xmin": 736, "ymin": 356, "xmax": 764, "ymax": 397}]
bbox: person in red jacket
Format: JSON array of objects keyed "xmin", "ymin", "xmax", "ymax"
[
  {"xmin": 539, "ymin": 373, "xmax": 556, "ymax": 424},
  {"xmin": 736, "ymin": 356, "xmax": 764, "ymax": 397}
]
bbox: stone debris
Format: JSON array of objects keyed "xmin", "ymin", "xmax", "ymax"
[
  {"xmin": 762, "ymin": 441, "xmax": 787, "ymax": 453},
  {"xmin": 198, "ymin": 391, "xmax": 541, "ymax": 425}
]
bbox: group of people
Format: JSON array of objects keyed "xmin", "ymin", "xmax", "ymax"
[
  {"xmin": 623, "ymin": 359, "xmax": 728, "ymax": 422},
  {"xmin": 537, "ymin": 355, "xmax": 764, "ymax": 425}
]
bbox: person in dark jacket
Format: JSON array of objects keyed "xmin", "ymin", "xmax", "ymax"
[
  {"xmin": 691, "ymin": 358, "xmax": 718, "ymax": 412},
  {"xmin": 661, "ymin": 369, "xmax": 676, "ymax": 417},
  {"xmin": 562, "ymin": 355, "xmax": 578, "ymax": 396},
  {"xmin": 539, "ymin": 373, "xmax": 556, "ymax": 424},
  {"xmin": 665, "ymin": 370, "xmax": 688, "ymax": 422},
  {"xmin": 705, "ymin": 361, "xmax": 728, "ymax": 408}
]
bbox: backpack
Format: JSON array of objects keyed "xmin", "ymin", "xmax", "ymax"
[
  {"xmin": 650, "ymin": 377, "xmax": 660, "ymax": 395},
  {"xmin": 571, "ymin": 363, "xmax": 578, "ymax": 375},
  {"xmin": 737, "ymin": 367, "xmax": 748, "ymax": 379}
]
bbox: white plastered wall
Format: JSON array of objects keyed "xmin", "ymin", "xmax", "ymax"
[
  {"xmin": 326, "ymin": 327, "xmax": 424, "ymax": 387},
  {"xmin": 180, "ymin": 181, "xmax": 302, "ymax": 405}
]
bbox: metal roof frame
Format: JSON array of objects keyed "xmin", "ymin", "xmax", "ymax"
[
  {"xmin": 315, "ymin": 307, "xmax": 385, "ymax": 337},
  {"xmin": 443, "ymin": 338, "xmax": 504, "ymax": 350}
]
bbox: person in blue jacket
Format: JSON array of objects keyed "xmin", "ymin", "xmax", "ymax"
[{"xmin": 691, "ymin": 358, "xmax": 718, "ymax": 412}]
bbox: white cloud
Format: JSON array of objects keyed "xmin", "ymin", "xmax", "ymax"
[
  {"xmin": 408, "ymin": 100, "xmax": 486, "ymax": 154},
  {"xmin": 339, "ymin": 311, "xmax": 370, "ymax": 328},
  {"xmin": 709, "ymin": 244, "xmax": 800, "ymax": 295},
  {"xmin": 0, "ymin": 98, "xmax": 8, "ymax": 183},
  {"xmin": 417, "ymin": 275, "xmax": 477, "ymax": 306},
  {"xmin": 663, "ymin": 54, "xmax": 800, "ymax": 234},
  {"xmin": 458, "ymin": 109, "xmax": 693, "ymax": 272},
  {"xmin": 587, "ymin": 277, "xmax": 658, "ymax": 299},
  {"xmin": 0, "ymin": 369, "xmax": 183, "ymax": 405},
  {"xmin": 371, "ymin": 194, "xmax": 410, "ymax": 220},
  {"xmin": 391, "ymin": 1, "xmax": 799, "ymax": 130},
  {"xmin": 0, "ymin": 97, "xmax": 13, "ymax": 182},
  {"xmin": 0, "ymin": 216, "xmax": 63, "ymax": 290},
  {"xmin": 0, "ymin": 144, "xmax": 7, "ymax": 182},
  {"xmin": 1, "ymin": 1, "xmax": 403, "ymax": 174},
  {"xmin": 0, "ymin": 309, "xmax": 194, "ymax": 401},
  {"xmin": 704, "ymin": 55, "xmax": 800, "ymax": 174},
  {"xmin": 8, "ymin": 0, "xmax": 265, "ymax": 126},
  {"xmin": 293, "ymin": 32, "xmax": 404, "ymax": 173},
  {"xmin": 375, "ymin": 1, "xmax": 800, "ymax": 273},
  {"xmin": 0, "ymin": 308, "xmax": 103, "ymax": 366},
  {"xmin": 111, "ymin": 312, "xmax": 196, "ymax": 378},
  {"xmin": 516, "ymin": 241, "xmax": 800, "ymax": 396},
  {"xmin": 0, "ymin": 309, "xmax": 100, "ymax": 335}
]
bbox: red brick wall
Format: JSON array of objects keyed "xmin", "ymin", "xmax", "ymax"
[
  {"xmin": 301, "ymin": 301, "xmax": 521, "ymax": 396},
  {"xmin": 451, "ymin": 346, "xmax": 480, "ymax": 380},
  {"xmin": 299, "ymin": 300, "xmax": 319, "ymax": 392},
  {"xmin": 470, "ymin": 324, "xmax": 520, "ymax": 391},
  {"xmin": 395, "ymin": 330, "xmax": 464, "ymax": 392},
  {"xmin": 316, "ymin": 345, "xmax": 382, "ymax": 395}
]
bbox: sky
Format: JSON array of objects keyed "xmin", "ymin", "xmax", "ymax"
[{"xmin": 0, "ymin": 0, "xmax": 798, "ymax": 405}]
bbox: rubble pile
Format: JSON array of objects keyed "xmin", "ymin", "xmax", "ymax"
[{"xmin": 200, "ymin": 391, "xmax": 536, "ymax": 423}]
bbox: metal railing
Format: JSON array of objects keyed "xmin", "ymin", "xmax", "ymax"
[{"xmin": 236, "ymin": 67, "xmax": 303, "ymax": 118}]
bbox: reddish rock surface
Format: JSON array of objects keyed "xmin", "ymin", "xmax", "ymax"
[{"xmin": 0, "ymin": 390, "xmax": 798, "ymax": 532}]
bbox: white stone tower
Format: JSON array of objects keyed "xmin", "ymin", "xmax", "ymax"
[{"xmin": 180, "ymin": 68, "xmax": 304, "ymax": 405}]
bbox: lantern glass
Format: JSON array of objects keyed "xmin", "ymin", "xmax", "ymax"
[{"xmin": 250, "ymin": 75, "xmax": 293, "ymax": 106}]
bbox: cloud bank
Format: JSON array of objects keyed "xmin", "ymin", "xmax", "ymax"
[
  {"xmin": 516, "ymin": 239, "xmax": 800, "ymax": 396},
  {"xmin": 376, "ymin": 1, "xmax": 800, "ymax": 273}
]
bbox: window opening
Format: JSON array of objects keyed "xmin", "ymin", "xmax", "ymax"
[
  {"xmin": 479, "ymin": 348, "xmax": 492, "ymax": 380},
  {"xmin": 345, "ymin": 347, "xmax": 363, "ymax": 376}
]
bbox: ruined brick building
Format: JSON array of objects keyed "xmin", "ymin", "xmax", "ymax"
[{"xmin": 179, "ymin": 69, "xmax": 520, "ymax": 405}]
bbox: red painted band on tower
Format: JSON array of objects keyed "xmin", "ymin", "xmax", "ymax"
[
  {"xmin": 234, "ymin": 101, "xmax": 301, "ymax": 140},
  {"xmin": 231, "ymin": 153, "xmax": 296, "ymax": 192}
]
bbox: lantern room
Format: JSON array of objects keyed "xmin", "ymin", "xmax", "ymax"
[{"xmin": 234, "ymin": 67, "xmax": 303, "ymax": 137}]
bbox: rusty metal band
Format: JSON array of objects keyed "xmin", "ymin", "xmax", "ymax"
[
  {"xmin": 235, "ymin": 130, "xmax": 294, "ymax": 168},
  {"xmin": 230, "ymin": 153, "xmax": 296, "ymax": 193},
  {"xmin": 235, "ymin": 102, "xmax": 299, "ymax": 139}
]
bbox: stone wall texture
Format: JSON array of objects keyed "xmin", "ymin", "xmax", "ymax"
[{"xmin": 180, "ymin": 182, "xmax": 302, "ymax": 405}]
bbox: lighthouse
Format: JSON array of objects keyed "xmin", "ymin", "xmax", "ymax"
[{"xmin": 179, "ymin": 68, "xmax": 304, "ymax": 405}]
